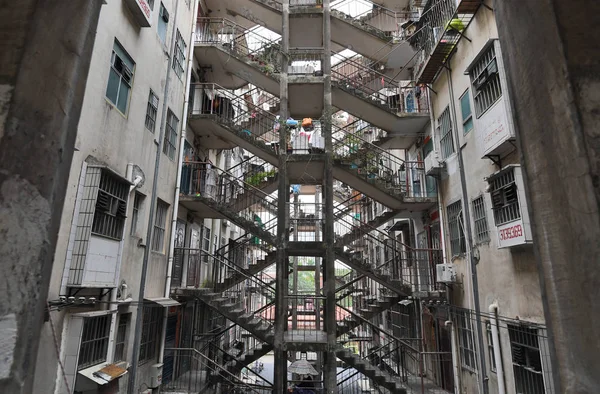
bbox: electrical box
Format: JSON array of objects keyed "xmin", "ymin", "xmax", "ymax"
[{"xmin": 436, "ymin": 263, "xmax": 457, "ymax": 283}]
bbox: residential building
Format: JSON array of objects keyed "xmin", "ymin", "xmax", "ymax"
[{"xmin": 32, "ymin": 1, "xmax": 196, "ymax": 393}]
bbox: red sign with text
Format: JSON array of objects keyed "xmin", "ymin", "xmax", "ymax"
[{"xmin": 497, "ymin": 219, "xmax": 526, "ymax": 248}]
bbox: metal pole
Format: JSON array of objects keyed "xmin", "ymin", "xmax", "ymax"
[{"xmin": 127, "ymin": 0, "xmax": 180, "ymax": 392}]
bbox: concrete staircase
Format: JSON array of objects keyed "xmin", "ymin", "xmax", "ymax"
[
  {"xmin": 216, "ymin": 251, "xmax": 276, "ymax": 292},
  {"xmin": 335, "ymin": 347, "xmax": 408, "ymax": 394}
]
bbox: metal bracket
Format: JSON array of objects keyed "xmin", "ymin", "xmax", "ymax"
[{"xmin": 485, "ymin": 154, "xmax": 502, "ymax": 168}]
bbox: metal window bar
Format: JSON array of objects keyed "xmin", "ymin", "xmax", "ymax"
[
  {"xmin": 152, "ymin": 199, "xmax": 168, "ymax": 252},
  {"xmin": 446, "ymin": 200, "xmax": 465, "ymax": 255},
  {"xmin": 438, "ymin": 107, "xmax": 454, "ymax": 159},
  {"xmin": 78, "ymin": 314, "xmax": 111, "ymax": 370},
  {"xmin": 472, "ymin": 195, "xmax": 490, "ymax": 243},
  {"xmin": 145, "ymin": 90, "xmax": 159, "ymax": 132},
  {"xmin": 139, "ymin": 306, "xmax": 163, "ymax": 365},
  {"xmin": 163, "ymin": 109, "xmax": 179, "ymax": 160},
  {"xmin": 471, "ymin": 45, "xmax": 502, "ymax": 117},
  {"xmin": 490, "ymin": 168, "xmax": 521, "ymax": 226},
  {"xmin": 486, "ymin": 321, "xmax": 497, "ymax": 373},
  {"xmin": 457, "ymin": 309, "xmax": 477, "ymax": 371},
  {"xmin": 91, "ymin": 169, "xmax": 129, "ymax": 240},
  {"xmin": 173, "ymin": 29, "xmax": 187, "ymax": 77},
  {"xmin": 114, "ymin": 313, "xmax": 130, "ymax": 362}
]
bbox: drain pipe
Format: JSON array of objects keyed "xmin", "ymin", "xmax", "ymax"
[
  {"xmin": 446, "ymin": 68, "xmax": 489, "ymax": 394},
  {"xmin": 489, "ymin": 302, "xmax": 506, "ymax": 394},
  {"xmin": 445, "ymin": 320, "xmax": 461, "ymax": 394},
  {"xmin": 158, "ymin": 0, "xmax": 200, "ymax": 365},
  {"xmin": 127, "ymin": 0, "xmax": 180, "ymax": 392}
]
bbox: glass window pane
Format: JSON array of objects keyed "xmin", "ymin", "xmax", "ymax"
[
  {"xmin": 106, "ymin": 69, "xmax": 120, "ymax": 105},
  {"xmin": 117, "ymin": 82, "xmax": 130, "ymax": 113},
  {"xmin": 460, "ymin": 93, "xmax": 471, "ymax": 120},
  {"xmin": 464, "ymin": 117, "xmax": 473, "ymax": 133}
]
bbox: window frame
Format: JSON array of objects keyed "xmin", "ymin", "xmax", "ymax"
[
  {"xmin": 172, "ymin": 29, "xmax": 187, "ymax": 79},
  {"xmin": 438, "ymin": 107, "xmax": 454, "ymax": 159},
  {"xmin": 145, "ymin": 90, "xmax": 159, "ymax": 133},
  {"xmin": 457, "ymin": 310, "xmax": 477, "ymax": 372},
  {"xmin": 157, "ymin": 2, "xmax": 169, "ymax": 44},
  {"xmin": 508, "ymin": 323, "xmax": 546, "ymax": 393},
  {"xmin": 92, "ymin": 169, "xmax": 129, "ymax": 240},
  {"xmin": 139, "ymin": 306, "xmax": 163, "ymax": 365},
  {"xmin": 446, "ymin": 200, "xmax": 466, "ymax": 256},
  {"xmin": 130, "ymin": 192, "xmax": 143, "ymax": 236},
  {"xmin": 163, "ymin": 109, "xmax": 179, "ymax": 160},
  {"xmin": 459, "ymin": 89, "xmax": 474, "ymax": 134},
  {"xmin": 470, "ymin": 44, "xmax": 502, "ymax": 118},
  {"xmin": 114, "ymin": 313, "xmax": 131, "ymax": 362},
  {"xmin": 78, "ymin": 314, "xmax": 112, "ymax": 370},
  {"xmin": 151, "ymin": 199, "xmax": 169, "ymax": 252},
  {"xmin": 106, "ymin": 40, "xmax": 135, "ymax": 115},
  {"xmin": 471, "ymin": 195, "xmax": 490, "ymax": 243},
  {"xmin": 486, "ymin": 321, "xmax": 497, "ymax": 373},
  {"xmin": 489, "ymin": 167, "xmax": 521, "ymax": 226}
]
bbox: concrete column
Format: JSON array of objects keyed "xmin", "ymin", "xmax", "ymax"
[
  {"xmin": 274, "ymin": 0, "xmax": 290, "ymax": 392},
  {"xmin": 0, "ymin": 2, "xmax": 102, "ymax": 393},
  {"xmin": 494, "ymin": 1, "xmax": 600, "ymax": 392},
  {"xmin": 322, "ymin": 0, "xmax": 337, "ymax": 392}
]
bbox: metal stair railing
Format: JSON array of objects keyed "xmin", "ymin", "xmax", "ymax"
[
  {"xmin": 196, "ymin": 17, "xmax": 282, "ymax": 72},
  {"xmin": 206, "ymin": 342, "xmax": 273, "ymax": 388},
  {"xmin": 331, "ymin": 53, "xmax": 429, "ymax": 114},
  {"xmin": 330, "ymin": 0, "xmax": 418, "ymax": 42},
  {"xmin": 162, "ymin": 347, "xmax": 270, "ymax": 394},
  {"xmin": 188, "ymin": 83, "xmax": 281, "ymax": 153}
]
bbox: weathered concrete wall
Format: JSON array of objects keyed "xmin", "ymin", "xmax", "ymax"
[
  {"xmin": 494, "ymin": 0, "xmax": 600, "ymax": 392},
  {"xmin": 0, "ymin": 1, "xmax": 102, "ymax": 393}
]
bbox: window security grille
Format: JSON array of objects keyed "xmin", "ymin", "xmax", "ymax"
[
  {"xmin": 508, "ymin": 324, "xmax": 545, "ymax": 394},
  {"xmin": 458, "ymin": 310, "xmax": 477, "ymax": 370},
  {"xmin": 114, "ymin": 313, "xmax": 130, "ymax": 362},
  {"xmin": 145, "ymin": 90, "xmax": 159, "ymax": 132},
  {"xmin": 163, "ymin": 109, "xmax": 179, "ymax": 160},
  {"xmin": 78, "ymin": 314, "xmax": 111, "ymax": 370},
  {"xmin": 152, "ymin": 200, "xmax": 168, "ymax": 252},
  {"xmin": 438, "ymin": 107, "xmax": 454, "ymax": 159},
  {"xmin": 490, "ymin": 167, "xmax": 521, "ymax": 226},
  {"xmin": 173, "ymin": 30, "xmax": 187, "ymax": 78},
  {"xmin": 447, "ymin": 200, "xmax": 466, "ymax": 255},
  {"xmin": 471, "ymin": 44, "xmax": 502, "ymax": 117},
  {"xmin": 139, "ymin": 306, "xmax": 163, "ymax": 365},
  {"xmin": 92, "ymin": 170, "xmax": 129, "ymax": 240},
  {"xmin": 472, "ymin": 195, "xmax": 490, "ymax": 243}
]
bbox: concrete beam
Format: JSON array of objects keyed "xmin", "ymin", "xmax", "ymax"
[
  {"xmin": 0, "ymin": 1, "xmax": 102, "ymax": 393},
  {"xmin": 494, "ymin": 1, "xmax": 600, "ymax": 392}
]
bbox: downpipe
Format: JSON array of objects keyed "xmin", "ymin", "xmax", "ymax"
[
  {"xmin": 489, "ymin": 302, "xmax": 506, "ymax": 394},
  {"xmin": 445, "ymin": 320, "xmax": 461, "ymax": 394},
  {"xmin": 158, "ymin": 0, "xmax": 200, "ymax": 364}
]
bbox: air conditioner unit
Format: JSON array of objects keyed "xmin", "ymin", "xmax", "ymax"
[
  {"xmin": 436, "ymin": 263, "xmax": 457, "ymax": 283},
  {"xmin": 148, "ymin": 363, "xmax": 163, "ymax": 389},
  {"xmin": 424, "ymin": 150, "xmax": 445, "ymax": 176}
]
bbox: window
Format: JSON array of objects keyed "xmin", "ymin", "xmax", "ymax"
[
  {"xmin": 508, "ymin": 324, "xmax": 545, "ymax": 393},
  {"xmin": 472, "ymin": 195, "xmax": 490, "ymax": 243},
  {"xmin": 457, "ymin": 310, "xmax": 477, "ymax": 371},
  {"xmin": 460, "ymin": 90, "xmax": 474, "ymax": 134},
  {"xmin": 486, "ymin": 321, "xmax": 497, "ymax": 373},
  {"xmin": 447, "ymin": 200, "xmax": 466, "ymax": 256},
  {"xmin": 173, "ymin": 30, "xmax": 187, "ymax": 78},
  {"xmin": 139, "ymin": 306, "xmax": 163, "ymax": 365},
  {"xmin": 489, "ymin": 167, "xmax": 521, "ymax": 226},
  {"xmin": 438, "ymin": 107, "xmax": 454, "ymax": 159},
  {"xmin": 106, "ymin": 41, "xmax": 134, "ymax": 114},
  {"xmin": 92, "ymin": 170, "xmax": 129, "ymax": 240},
  {"xmin": 130, "ymin": 193, "xmax": 144, "ymax": 236},
  {"xmin": 202, "ymin": 226, "xmax": 211, "ymax": 263},
  {"xmin": 163, "ymin": 109, "xmax": 178, "ymax": 160},
  {"xmin": 158, "ymin": 3, "xmax": 169, "ymax": 44},
  {"xmin": 114, "ymin": 313, "xmax": 130, "ymax": 362},
  {"xmin": 148, "ymin": 0, "xmax": 155, "ymax": 10},
  {"xmin": 145, "ymin": 90, "xmax": 159, "ymax": 133},
  {"xmin": 152, "ymin": 199, "xmax": 169, "ymax": 252},
  {"xmin": 470, "ymin": 44, "xmax": 502, "ymax": 117},
  {"xmin": 78, "ymin": 314, "xmax": 111, "ymax": 370}
]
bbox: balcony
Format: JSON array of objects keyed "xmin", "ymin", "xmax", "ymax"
[{"xmin": 410, "ymin": 0, "xmax": 483, "ymax": 84}]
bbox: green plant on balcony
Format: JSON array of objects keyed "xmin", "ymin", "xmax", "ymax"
[
  {"xmin": 246, "ymin": 169, "xmax": 276, "ymax": 187},
  {"xmin": 201, "ymin": 279, "xmax": 214, "ymax": 289}
]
